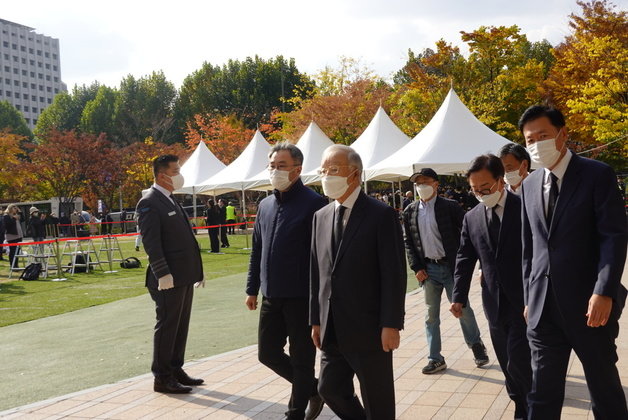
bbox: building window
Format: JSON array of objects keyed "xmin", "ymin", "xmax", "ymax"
[
  {"xmin": 53, "ymin": 76, "xmax": 58, "ymax": 82},
  {"xmin": 33, "ymin": 118, "xmax": 37, "ymax": 124},
  {"xmin": 36, "ymin": 50, "xmax": 42, "ymax": 55},
  {"xmin": 39, "ymin": 85, "xmax": 43, "ymax": 91},
  {"xmin": 5, "ymin": 91, "xmax": 11, "ymax": 97},
  {"xmin": 21, "ymin": 70, "xmax": 27, "ymax": 76},
  {"xmin": 15, "ymin": 104, "xmax": 20, "ymax": 110},
  {"xmin": 12, "ymin": 55, "xmax": 18, "ymax": 62},
  {"xmin": 20, "ymin": 46, "xmax": 26, "ymax": 52},
  {"xmin": 47, "ymin": 98, "xmax": 51, "ymax": 104},
  {"xmin": 40, "ymin": 96, "xmax": 45, "ymax": 102},
  {"xmin": 3, "ymin": 66, "xmax": 9, "ymax": 72},
  {"xmin": 21, "ymin": 57, "xmax": 26, "ymax": 64},
  {"xmin": 22, "ymin": 82, "xmax": 27, "ymax": 88},
  {"xmin": 38, "ymin": 62, "xmax": 42, "ymax": 68},
  {"xmin": 30, "ymin": 72, "xmax": 35, "ymax": 77},
  {"xmin": 11, "ymin": 43, "xmax": 17, "ymax": 50},
  {"xmin": 31, "ymin": 95, "xmax": 36, "ymax": 100},
  {"xmin": 45, "ymin": 63, "xmax": 50, "ymax": 69},
  {"xmin": 54, "ymin": 88, "xmax": 59, "ymax": 93},
  {"xmin": 23, "ymin": 93, "xmax": 28, "ymax": 99},
  {"xmin": 52, "ymin": 53, "xmax": 57, "ymax": 59},
  {"xmin": 12, "ymin": 68, "xmax": 18, "ymax": 74},
  {"xmin": 29, "ymin": 48, "xmax": 33, "ymax": 54},
  {"xmin": 31, "ymin": 83, "xmax": 35, "ymax": 89},
  {"xmin": 2, "ymin": 41, "xmax": 8, "ymax": 47},
  {"xmin": 38, "ymin": 73, "xmax": 43, "ymax": 79},
  {"xmin": 45, "ymin": 75, "xmax": 50, "ymax": 81},
  {"xmin": 45, "ymin": 52, "xmax": 49, "ymax": 58},
  {"xmin": 46, "ymin": 86, "xmax": 51, "ymax": 92},
  {"xmin": 32, "ymin": 107, "xmax": 38, "ymax": 113},
  {"xmin": 13, "ymin": 80, "xmax": 18, "ymax": 86},
  {"xmin": 5, "ymin": 78, "xmax": 10, "ymax": 84},
  {"xmin": 29, "ymin": 59, "xmax": 34, "ymax": 66},
  {"xmin": 24, "ymin": 106, "xmax": 29, "ymax": 112},
  {"xmin": 25, "ymin": 118, "xmax": 30, "ymax": 124}
]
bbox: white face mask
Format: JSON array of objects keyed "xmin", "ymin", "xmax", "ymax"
[
  {"xmin": 504, "ymin": 167, "xmax": 523, "ymax": 186},
  {"xmin": 166, "ymin": 173, "xmax": 185, "ymax": 190},
  {"xmin": 527, "ymin": 130, "xmax": 564, "ymax": 168},
  {"xmin": 475, "ymin": 181, "xmax": 501, "ymax": 208},
  {"xmin": 322, "ymin": 174, "xmax": 351, "ymax": 200},
  {"xmin": 269, "ymin": 169, "xmax": 292, "ymax": 191},
  {"xmin": 415, "ymin": 184, "xmax": 434, "ymax": 201}
]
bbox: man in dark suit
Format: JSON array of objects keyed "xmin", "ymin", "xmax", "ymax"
[
  {"xmin": 310, "ymin": 144, "xmax": 407, "ymax": 419},
  {"xmin": 519, "ymin": 105, "xmax": 627, "ymax": 419},
  {"xmin": 136, "ymin": 154, "xmax": 205, "ymax": 394},
  {"xmin": 451, "ymin": 154, "xmax": 531, "ymax": 419},
  {"xmin": 402, "ymin": 168, "xmax": 488, "ymax": 374}
]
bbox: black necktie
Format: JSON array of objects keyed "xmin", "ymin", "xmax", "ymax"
[
  {"xmin": 489, "ymin": 205, "xmax": 500, "ymax": 249},
  {"xmin": 546, "ymin": 173, "xmax": 559, "ymax": 226},
  {"xmin": 333, "ymin": 205, "xmax": 346, "ymax": 258}
]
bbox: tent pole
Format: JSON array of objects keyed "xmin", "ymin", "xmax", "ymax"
[
  {"xmin": 390, "ymin": 181, "xmax": 395, "ymax": 209},
  {"xmin": 242, "ymin": 187, "xmax": 251, "ymax": 250}
]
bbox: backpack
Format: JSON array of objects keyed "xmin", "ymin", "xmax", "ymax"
[
  {"xmin": 68, "ymin": 253, "xmax": 89, "ymax": 273},
  {"xmin": 20, "ymin": 263, "xmax": 42, "ymax": 281},
  {"xmin": 120, "ymin": 256, "xmax": 141, "ymax": 269}
]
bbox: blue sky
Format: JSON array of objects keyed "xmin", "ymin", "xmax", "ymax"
[{"xmin": 3, "ymin": 0, "xmax": 583, "ymax": 89}]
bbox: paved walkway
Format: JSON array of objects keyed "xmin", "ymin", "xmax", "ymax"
[{"xmin": 2, "ymin": 277, "xmax": 627, "ymax": 419}]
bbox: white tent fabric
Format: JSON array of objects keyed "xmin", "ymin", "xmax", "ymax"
[
  {"xmin": 245, "ymin": 121, "xmax": 335, "ymax": 190},
  {"xmin": 197, "ymin": 130, "xmax": 271, "ymax": 195},
  {"xmin": 366, "ymin": 89, "xmax": 515, "ymax": 179},
  {"xmin": 351, "ymin": 106, "xmax": 410, "ymax": 170},
  {"xmin": 175, "ymin": 141, "xmax": 226, "ymax": 194}
]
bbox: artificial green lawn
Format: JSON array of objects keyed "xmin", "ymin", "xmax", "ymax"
[{"xmin": 0, "ymin": 231, "xmax": 417, "ymax": 411}]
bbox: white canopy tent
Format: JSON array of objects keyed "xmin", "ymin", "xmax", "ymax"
[
  {"xmin": 366, "ymin": 89, "xmax": 515, "ymax": 180},
  {"xmin": 197, "ymin": 130, "xmax": 271, "ymax": 195},
  {"xmin": 352, "ymin": 106, "xmax": 411, "ymax": 170},
  {"xmin": 245, "ymin": 121, "xmax": 335, "ymax": 190}
]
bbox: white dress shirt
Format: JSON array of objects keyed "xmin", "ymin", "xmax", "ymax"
[
  {"xmin": 334, "ymin": 186, "xmax": 361, "ymax": 233},
  {"xmin": 152, "ymin": 183, "xmax": 176, "ymax": 206},
  {"xmin": 543, "ymin": 150, "xmax": 572, "ymax": 216},
  {"xmin": 485, "ymin": 188, "xmax": 508, "ymax": 224}
]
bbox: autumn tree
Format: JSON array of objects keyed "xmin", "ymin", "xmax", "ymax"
[
  {"xmin": 276, "ymin": 79, "xmax": 392, "ymax": 144},
  {"xmin": 184, "ymin": 114, "xmax": 254, "ymax": 164},
  {"xmin": 0, "ymin": 100, "xmax": 32, "ymax": 138},
  {"xmin": 544, "ymin": 0, "xmax": 627, "ymax": 166},
  {"xmin": 0, "ymin": 130, "xmax": 30, "ymax": 200}
]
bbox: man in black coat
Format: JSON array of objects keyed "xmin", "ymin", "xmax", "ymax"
[
  {"xmin": 136, "ymin": 154, "xmax": 205, "ymax": 394},
  {"xmin": 217, "ymin": 198, "xmax": 230, "ymax": 248},
  {"xmin": 519, "ymin": 105, "xmax": 627, "ymax": 419},
  {"xmin": 310, "ymin": 145, "xmax": 407, "ymax": 419},
  {"xmin": 246, "ymin": 142, "xmax": 327, "ymax": 420},
  {"xmin": 402, "ymin": 168, "xmax": 488, "ymax": 374},
  {"xmin": 205, "ymin": 199, "xmax": 221, "ymax": 253},
  {"xmin": 451, "ymin": 154, "xmax": 531, "ymax": 419}
]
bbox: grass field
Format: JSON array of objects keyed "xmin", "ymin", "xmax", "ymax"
[{"xmin": 0, "ymin": 229, "xmax": 417, "ymax": 410}]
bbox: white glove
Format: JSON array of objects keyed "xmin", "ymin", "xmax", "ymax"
[
  {"xmin": 158, "ymin": 274, "xmax": 174, "ymax": 291},
  {"xmin": 194, "ymin": 276, "xmax": 205, "ymax": 288}
]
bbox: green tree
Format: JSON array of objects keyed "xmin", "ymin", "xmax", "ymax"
[
  {"xmin": 80, "ymin": 85, "xmax": 118, "ymax": 137},
  {"xmin": 0, "ymin": 100, "xmax": 32, "ymax": 138},
  {"xmin": 175, "ymin": 55, "xmax": 314, "ymax": 132}
]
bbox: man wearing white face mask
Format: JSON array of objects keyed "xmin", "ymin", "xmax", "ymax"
[
  {"xmin": 136, "ymin": 154, "xmax": 205, "ymax": 394},
  {"xmin": 310, "ymin": 144, "xmax": 406, "ymax": 420},
  {"xmin": 402, "ymin": 168, "xmax": 488, "ymax": 374},
  {"xmin": 499, "ymin": 143, "xmax": 531, "ymax": 194},
  {"xmin": 519, "ymin": 105, "xmax": 627, "ymax": 419},
  {"xmin": 451, "ymin": 154, "xmax": 531, "ymax": 419},
  {"xmin": 246, "ymin": 142, "xmax": 327, "ymax": 420}
]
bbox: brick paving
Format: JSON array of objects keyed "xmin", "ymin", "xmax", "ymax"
[{"xmin": 2, "ymin": 276, "xmax": 627, "ymax": 419}]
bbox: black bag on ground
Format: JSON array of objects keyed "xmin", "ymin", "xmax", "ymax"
[
  {"xmin": 70, "ymin": 253, "xmax": 89, "ymax": 273},
  {"xmin": 120, "ymin": 256, "xmax": 141, "ymax": 269},
  {"xmin": 20, "ymin": 263, "xmax": 42, "ymax": 280}
]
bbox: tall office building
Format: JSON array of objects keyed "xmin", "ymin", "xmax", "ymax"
[{"xmin": 0, "ymin": 18, "xmax": 66, "ymax": 129}]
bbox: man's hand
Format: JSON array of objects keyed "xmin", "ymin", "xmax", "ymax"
[
  {"xmin": 523, "ymin": 306, "xmax": 528, "ymax": 324},
  {"xmin": 381, "ymin": 328, "xmax": 400, "ymax": 352},
  {"xmin": 415, "ymin": 270, "xmax": 428, "ymax": 283},
  {"xmin": 245, "ymin": 295, "xmax": 258, "ymax": 310},
  {"xmin": 586, "ymin": 294, "xmax": 612, "ymax": 327},
  {"xmin": 450, "ymin": 302, "xmax": 463, "ymax": 318},
  {"xmin": 158, "ymin": 274, "xmax": 174, "ymax": 291},
  {"xmin": 311, "ymin": 325, "xmax": 321, "ymax": 349},
  {"xmin": 194, "ymin": 276, "xmax": 205, "ymax": 288}
]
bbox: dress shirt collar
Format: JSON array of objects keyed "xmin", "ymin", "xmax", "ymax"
[
  {"xmin": 152, "ymin": 183, "xmax": 175, "ymax": 204},
  {"xmin": 335, "ymin": 186, "xmax": 361, "ymax": 210},
  {"xmin": 485, "ymin": 188, "xmax": 508, "ymax": 215},
  {"xmin": 545, "ymin": 149, "xmax": 572, "ymax": 181},
  {"xmin": 419, "ymin": 195, "xmax": 437, "ymax": 210}
]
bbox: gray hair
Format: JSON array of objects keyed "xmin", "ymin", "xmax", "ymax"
[
  {"xmin": 269, "ymin": 141, "xmax": 303, "ymax": 165},
  {"xmin": 323, "ymin": 144, "xmax": 363, "ymax": 172}
]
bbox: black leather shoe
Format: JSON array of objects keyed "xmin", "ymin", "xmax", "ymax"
[
  {"xmin": 154, "ymin": 377, "xmax": 192, "ymax": 394},
  {"xmin": 305, "ymin": 394, "xmax": 325, "ymax": 420},
  {"xmin": 174, "ymin": 370, "xmax": 204, "ymax": 386}
]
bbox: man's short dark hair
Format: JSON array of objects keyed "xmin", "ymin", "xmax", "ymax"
[
  {"xmin": 499, "ymin": 143, "xmax": 531, "ymax": 171},
  {"xmin": 518, "ymin": 105, "xmax": 566, "ymax": 132},
  {"xmin": 153, "ymin": 154, "xmax": 178, "ymax": 178},
  {"xmin": 269, "ymin": 141, "xmax": 303, "ymax": 165},
  {"xmin": 466, "ymin": 154, "xmax": 505, "ymax": 180}
]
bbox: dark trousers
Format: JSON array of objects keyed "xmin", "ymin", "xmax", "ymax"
[
  {"xmin": 220, "ymin": 225, "xmax": 229, "ymax": 247},
  {"xmin": 7, "ymin": 239, "xmax": 21, "ymax": 267},
  {"xmin": 226, "ymin": 219, "xmax": 235, "ymax": 234},
  {"xmin": 148, "ymin": 284, "xmax": 194, "ymax": 379},
  {"xmin": 318, "ymin": 322, "xmax": 395, "ymax": 420},
  {"xmin": 527, "ymin": 287, "xmax": 627, "ymax": 420},
  {"xmin": 488, "ymin": 307, "xmax": 532, "ymax": 419},
  {"xmin": 208, "ymin": 227, "xmax": 220, "ymax": 252},
  {"xmin": 259, "ymin": 297, "xmax": 317, "ymax": 420}
]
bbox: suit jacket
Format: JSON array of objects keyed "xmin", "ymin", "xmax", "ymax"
[
  {"xmin": 521, "ymin": 154, "xmax": 627, "ymax": 329},
  {"xmin": 453, "ymin": 191, "xmax": 525, "ymax": 325},
  {"xmin": 310, "ymin": 191, "xmax": 407, "ymax": 353},
  {"xmin": 402, "ymin": 196, "xmax": 465, "ymax": 272},
  {"xmin": 136, "ymin": 187, "xmax": 203, "ymax": 290}
]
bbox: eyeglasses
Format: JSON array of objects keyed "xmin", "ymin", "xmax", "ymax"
[
  {"xmin": 472, "ymin": 181, "xmax": 498, "ymax": 197},
  {"xmin": 316, "ymin": 165, "xmax": 354, "ymax": 176},
  {"xmin": 267, "ymin": 164, "xmax": 299, "ymax": 171}
]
